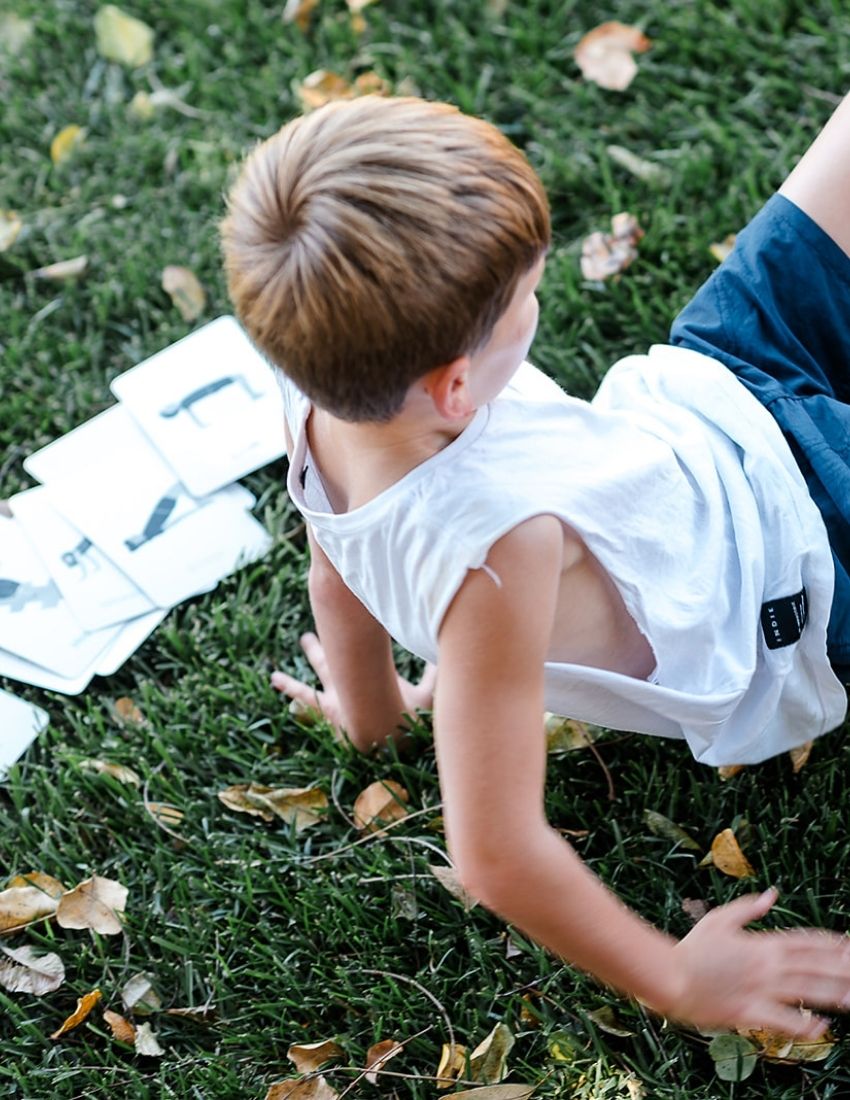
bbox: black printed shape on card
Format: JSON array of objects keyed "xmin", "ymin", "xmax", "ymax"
[{"xmin": 760, "ymin": 588, "xmax": 808, "ymax": 649}]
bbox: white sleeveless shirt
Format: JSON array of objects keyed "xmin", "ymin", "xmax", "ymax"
[{"xmin": 279, "ymin": 345, "xmax": 847, "ymax": 766}]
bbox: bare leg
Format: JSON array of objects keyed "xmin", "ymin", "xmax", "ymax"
[{"xmin": 780, "ymin": 93, "xmax": 850, "ymax": 258}]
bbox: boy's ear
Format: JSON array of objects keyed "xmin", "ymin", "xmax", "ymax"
[{"xmin": 423, "ymin": 356, "xmax": 474, "ymax": 420}]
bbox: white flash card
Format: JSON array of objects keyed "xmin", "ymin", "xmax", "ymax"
[
  {"xmin": 0, "ymin": 688, "xmax": 48, "ymax": 780},
  {"xmin": 110, "ymin": 316, "xmax": 286, "ymax": 497},
  {"xmin": 0, "ymin": 515, "xmax": 121, "ymax": 677},
  {"xmin": 0, "ymin": 647, "xmax": 95, "ymax": 694},
  {"xmin": 95, "ymin": 607, "xmax": 167, "ymax": 676},
  {"xmin": 11, "ymin": 486, "xmax": 156, "ymax": 631}
]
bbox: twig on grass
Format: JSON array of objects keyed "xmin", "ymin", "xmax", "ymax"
[
  {"xmin": 335, "ymin": 1026, "xmax": 432, "ymax": 1100},
  {"xmin": 586, "ymin": 738, "xmax": 616, "ymax": 801},
  {"xmin": 297, "ymin": 802, "xmax": 442, "ymax": 865},
  {"xmin": 361, "ymin": 970, "xmax": 456, "ymax": 1056}
]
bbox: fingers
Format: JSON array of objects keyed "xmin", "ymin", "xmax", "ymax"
[
  {"xmin": 270, "ymin": 669, "xmax": 321, "ymax": 713},
  {"xmin": 741, "ymin": 1006, "xmax": 829, "ymax": 1041},
  {"xmin": 299, "ymin": 631, "xmax": 330, "ymax": 683},
  {"xmin": 717, "ymin": 888, "xmax": 778, "ymax": 928}
]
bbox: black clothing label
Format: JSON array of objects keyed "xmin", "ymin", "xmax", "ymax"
[{"xmin": 760, "ymin": 588, "xmax": 808, "ymax": 649}]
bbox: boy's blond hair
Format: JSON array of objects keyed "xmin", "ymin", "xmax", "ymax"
[{"xmin": 221, "ymin": 95, "xmax": 550, "ymax": 422}]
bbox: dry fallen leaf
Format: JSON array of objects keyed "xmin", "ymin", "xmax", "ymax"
[
  {"xmin": 585, "ymin": 1005, "xmax": 634, "ymax": 1037},
  {"xmin": 0, "ymin": 884, "xmax": 61, "ymax": 933},
  {"xmin": 347, "ymin": 0, "xmax": 378, "ymax": 11},
  {"xmin": 122, "ymin": 972, "xmax": 161, "ymax": 1015},
  {"xmin": 436, "ymin": 1042, "xmax": 468, "ymax": 1089},
  {"xmin": 789, "ymin": 740, "xmax": 813, "ymax": 774},
  {"xmin": 144, "ymin": 801, "xmax": 185, "ymax": 827},
  {"xmin": 0, "ymin": 210, "xmax": 22, "ymax": 252},
  {"xmin": 78, "ymin": 758, "xmax": 142, "ymax": 787},
  {"xmin": 282, "ymin": 0, "xmax": 320, "ymax": 31},
  {"xmin": 50, "ymin": 125, "xmax": 85, "ymax": 166},
  {"xmin": 365, "ymin": 1038, "xmax": 403, "ymax": 1084},
  {"xmin": 706, "ymin": 828, "xmax": 755, "ymax": 879},
  {"xmin": 642, "ymin": 810, "xmax": 701, "ymax": 850},
  {"xmin": 266, "ymin": 1077, "xmax": 339, "ymax": 1100},
  {"xmin": 162, "ymin": 265, "xmax": 206, "ymax": 321},
  {"xmin": 134, "ymin": 1021, "xmax": 165, "ymax": 1056},
  {"xmin": 451, "ymin": 1086, "xmax": 535, "ymax": 1100},
  {"xmin": 166, "ymin": 1003, "xmax": 216, "ymax": 1022},
  {"xmin": 580, "ymin": 213, "xmax": 644, "ymax": 281},
  {"xmin": 544, "ymin": 713, "xmax": 596, "ymax": 752},
  {"xmin": 218, "ymin": 784, "xmax": 328, "ymax": 831},
  {"xmin": 103, "ymin": 1008, "xmax": 136, "ymax": 1043},
  {"xmin": 429, "ymin": 864, "xmax": 479, "ymax": 911},
  {"xmin": 606, "ymin": 145, "xmax": 671, "ymax": 187},
  {"xmin": 50, "ymin": 988, "xmax": 102, "ymax": 1039},
  {"xmin": 56, "ymin": 875, "xmax": 128, "ymax": 935},
  {"xmin": 353, "ymin": 779, "xmax": 409, "ymax": 833},
  {"xmin": 747, "ymin": 1019, "xmax": 836, "ymax": 1064},
  {"xmin": 0, "ymin": 13, "xmax": 34, "ymax": 54},
  {"xmin": 294, "ymin": 69, "xmax": 390, "ymax": 111},
  {"xmin": 353, "ymin": 71, "xmax": 390, "ymax": 96},
  {"xmin": 94, "ymin": 4, "xmax": 154, "ymax": 67},
  {"xmin": 0, "ymin": 945, "xmax": 65, "ymax": 995},
  {"xmin": 717, "ymin": 763, "xmax": 745, "ymax": 780},
  {"xmin": 33, "ymin": 255, "xmax": 89, "ymax": 281},
  {"xmin": 7, "ymin": 871, "xmax": 66, "ymax": 897},
  {"xmin": 709, "ymin": 234, "xmax": 737, "ymax": 264},
  {"xmin": 574, "ymin": 21, "xmax": 651, "ymax": 91},
  {"xmin": 470, "ymin": 1022, "xmax": 514, "ymax": 1085},
  {"xmin": 287, "ymin": 1038, "xmax": 345, "ymax": 1072},
  {"xmin": 115, "ymin": 696, "xmax": 145, "ymax": 724}
]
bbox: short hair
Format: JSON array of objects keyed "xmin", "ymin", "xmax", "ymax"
[{"xmin": 221, "ymin": 95, "xmax": 550, "ymax": 422}]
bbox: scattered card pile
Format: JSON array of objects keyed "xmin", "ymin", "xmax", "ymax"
[{"xmin": 1, "ymin": 316, "xmax": 284, "ymax": 707}]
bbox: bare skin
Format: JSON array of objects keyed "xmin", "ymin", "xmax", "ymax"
[{"xmin": 272, "ymin": 95, "xmax": 850, "ymax": 1037}]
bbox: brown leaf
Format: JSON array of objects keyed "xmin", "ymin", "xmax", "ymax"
[
  {"xmin": 353, "ymin": 779, "xmax": 409, "ymax": 833},
  {"xmin": 436, "ymin": 1042, "xmax": 468, "ymax": 1089},
  {"xmin": 0, "ymin": 945, "xmax": 65, "ymax": 995},
  {"xmin": 103, "ymin": 1008, "xmax": 136, "ymax": 1043},
  {"xmin": 266, "ymin": 1077, "xmax": 339, "ymax": 1100},
  {"xmin": 574, "ymin": 21, "xmax": 651, "ymax": 91},
  {"xmin": 121, "ymin": 972, "xmax": 161, "ymax": 1015},
  {"xmin": 707, "ymin": 829, "xmax": 755, "ymax": 879},
  {"xmin": 161, "ymin": 265, "xmax": 206, "ymax": 322},
  {"xmin": 709, "ymin": 234, "xmax": 737, "ymax": 264},
  {"xmin": 681, "ymin": 897, "xmax": 711, "ymax": 924},
  {"xmin": 50, "ymin": 988, "xmax": 102, "ymax": 1039},
  {"xmin": 789, "ymin": 741, "xmax": 813, "ymax": 774},
  {"xmin": 7, "ymin": 871, "xmax": 66, "ymax": 897},
  {"xmin": 450, "ymin": 1087, "xmax": 535, "ymax": 1100},
  {"xmin": 296, "ymin": 69, "xmax": 353, "ymax": 110},
  {"xmin": 282, "ymin": 0, "xmax": 320, "ymax": 31},
  {"xmin": 287, "ymin": 1038, "xmax": 345, "ymax": 1072},
  {"xmin": 352, "ymin": 71, "xmax": 390, "ymax": 96},
  {"xmin": 218, "ymin": 784, "xmax": 328, "ymax": 831},
  {"xmin": 0, "ymin": 210, "xmax": 22, "ymax": 252},
  {"xmin": 544, "ymin": 713, "xmax": 596, "ymax": 752},
  {"xmin": 0, "ymin": 884, "xmax": 60, "ymax": 934},
  {"xmin": 586, "ymin": 1005, "xmax": 634, "ymax": 1037},
  {"xmin": 33, "ymin": 256, "xmax": 88, "ymax": 281},
  {"xmin": 365, "ymin": 1038, "xmax": 403, "ymax": 1084},
  {"xmin": 747, "ymin": 1019, "xmax": 836, "ymax": 1063},
  {"xmin": 470, "ymin": 1022, "xmax": 514, "ymax": 1085},
  {"xmin": 78, "ymin": 758, "xmax": 142, "ymax": 786},
  {"xmin": 134, "ymin": 1021, "xmax": 165, "ymax": 1056},
  {"xmin": 50, "ymin": 125, "xmax": 85, "ymax": 165},
  {"xmin": 94, "ymin": 5, "xmax": 154, "ymax": 67},
  {"xmin": 144, "ymin": 801, "xmax": 185, "ymax": 827},
  {"xmin": 166, "ymin": 1003, "xmax": 217, "ymax": 1022},
  {"xmin": 55, "ymin": 875, "xmax": 127, "ymax": 935},
  {"xmin": 429, "ymin": 864, "xmax": 479, "ymax": 911},
  {"xmin": 717, "ymin": 764, "xmax": 745, "ymax": 780},
  {"xmin": 114, "ymin": 696, "xmax": 145, "ymax": 725},
  {"xmin": 580, "ymin": 213, "xmax": 644, "ymax": 281}
]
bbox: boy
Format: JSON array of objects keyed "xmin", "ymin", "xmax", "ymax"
[{"xmin": 221, "ymin": 94, "xmax": 850, "ymax": 1039}]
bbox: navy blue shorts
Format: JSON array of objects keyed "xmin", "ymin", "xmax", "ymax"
[{"xmin": 670, "ymin": 193, "xmax": 850, "ymax": 672}]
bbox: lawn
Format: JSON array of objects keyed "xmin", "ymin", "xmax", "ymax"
[{"xmin": 2, "ymin": 1, "xmax": 850, "ymax": 1097}]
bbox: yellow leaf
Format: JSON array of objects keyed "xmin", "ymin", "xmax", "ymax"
[
  {"xmin": 134, "ymin": 1021, "xmax": 165, "ymax": 1056},
  {"xmin": 287, "ymin": 1038, "xmax": 345, "ymax": 1072},
  {"xmin": 295, "ymin": 69, "xmax": 353, "ymax": 111},
  {"xmin": 0, "ymin": 210, "xmax": 22, "ymax": 252},
  {"xmin": 470, "ymin": 1022, "xmax": 514, "ymax": 1085},
  {"xmin": 50, "ymin": 988, "xmax": 102, "ymax": 1039},
  {"xmin": 55, "ymin": 875, "xmax": 127, "ymax": 935},
  {"xmin": 50, "ymin": 125, "xmax": 85, "ymax": 166},
  {"xmin": 144, "ymin": 801, "xmax": 185, "ymax": 827},
  {"xmin": 161, "ymin": 264, "xmax": 206, "ymax": 322},
  {"xmin": 352, "ymin": 71, "xmax": 390, "ymax": 96},
  {"xmin": 789, "ymin": 740, "xmax": 813, "ymax": 774},
  {"xmin": 574, "ymin": 21, "xmax": 651, "ymax": 92},
  {"xmin": 218, "ymin": 784, "xmax": 328, "ymax": 831},
  {"xmin": 103, "ymin": 1008, "xmax": 136, "ymax": 1043},
  {"xmin": 365, "ymin": 1038, "xmax": 403, "ymax": 1084},
  {"xmin": 78, "ymin": 758, "xmax": 142, "ymax": 786},
  {"xmin": 129, "ymin": 90, "xmax": 155, "ymax": 119},
  {"xmin": 544, "ymin": 713, "xmax": 595, "ymax": 752},
  {"xmin": 352, "ymin": 779, "xmax": 409, "ymax": 833},
  {"xmin": 266, "ymin": 1077, "xmax": 339, "ymax": 1100},
  {"xmin": 94, "ymin": 5, "xmax": 154, "ymax": 67},
  {"xmin": 708, "ymin": 828, "xmax": 755, "ymax": 879},
  {"xmin": 350, "ymin": 12, "xmax": 367, "ymax": 33},
  {"xmin": 709, "ymin": 234, "xmax": 737, "ymax": 264},
  {"xmin": 580, "ymin": 212, "xmax": 644, "ymax": 281},
  {"xmin": 0, "ymin": 885, "xmax": 60, "ymax": 933},
  {"xmin": 7, "ymin": 871, "xmax": 66, "ymax": 898},
  {"xmin": 429, "ymin": 864, "xmax": 479, "ymax": 911},
  {"xmin": 0, "ymin": 945, "xmax": 65, "ymax": 996},
  {"xmin": 436, "ymin": 1042, "xmax": 467, "ymax": 1089},
  {"xmin": 717, "ymin": 763, "xmax": 745, "ymax": 780},
  {"xmin": 747, "ymin": 1020, "xmax": 836, "ymax": 1063},
  {"xmin": 115, "ymin": 696, "xmax": 145, "ymax": 724},
  {"xmin": 282, "ymin": 0, "xmax": 320, "ymax": 32}
]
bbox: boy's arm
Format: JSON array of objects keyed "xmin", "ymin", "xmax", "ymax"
[
  {"xmin": 272, "ymin": 526, "xmax": 435, "ymax": 751},
  {"xmin": 436, "ymin": 514, "xmax": 850, "ymax": 1037}
]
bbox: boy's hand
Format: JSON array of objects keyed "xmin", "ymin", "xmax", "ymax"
[
  {"xmin": 271, "ymin": 631, "xmax": 436, "ymax": 741},
  {"xmin": 665, "ymin": 888, "xmax": 850, "ymax": 1037}
]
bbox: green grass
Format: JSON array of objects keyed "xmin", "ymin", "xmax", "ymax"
[{"xmin": 2, "ymin": 0, "xmax": 850, "ymax": 1097}]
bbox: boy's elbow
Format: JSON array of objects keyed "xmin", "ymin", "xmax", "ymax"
[{"xmin": 452, "ymin": 838, "xmax": 536, "ymax": 910}]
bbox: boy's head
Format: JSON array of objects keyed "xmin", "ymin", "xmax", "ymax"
[{"xmin": 221, "ymin": 95, "xmax": 550, "ymax": 422}]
